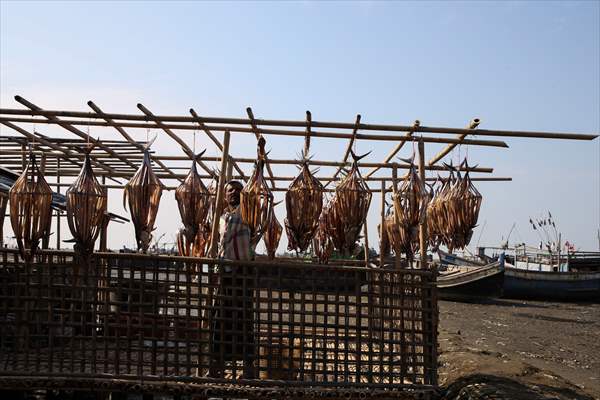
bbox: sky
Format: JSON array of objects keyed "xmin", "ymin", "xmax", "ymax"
[{"xmin": 1, "ymin": 1, "xmax": 599, "ymax": 253}]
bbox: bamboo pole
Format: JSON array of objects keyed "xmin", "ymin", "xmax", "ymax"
[
  {"xmin": 137, "ymin": 103, "xmax": 216, "ymax": 178},
  {"xmin": 391, "ymin": 165, "xmax": 400, "ymax": 270},
  {"xmin": 428, "ymin": 118, "xmax": 480, "ymax": 166},
  {"xmin": 246, "ymin": 107, "xmax": 276, "ymax": 188},
  {"xmin": 363, "ymin": 216, "xmax": 369, "ymax": 268},
  {"xmin": 208, "ymin": 131, "xmax": 231, "ymax": 258},
  {"xmin": 304, "ymin": 110, "xmax": 312, "ymax": 156},
  {"xmin": 189, "ymin": 108, "xmax": 247, "ymax": 181},
  {"xmin": 56, "ymin": 158, "xmax": 61, "ymax": 250},
  {"xmin": 418, "ymin": 140, "xmax": 428, "ymax": 269},
  {"xmin": 14, "ymin": 96, "xmax": 128, "ymax": 175},
  {"xmin": 0, "ymin": 116, "xmax": 512, "ymax": 147},
  {"xmin": 379, "ymin": 180, "xmax": 386, "ymax": 269},
  {"xmin": 365, "ymin": 120, "xmax": 420, "ymax": 178},
  {"xmin": 324, "ymin": 114, "xmax": 362, "ymax": 188},
  {"xmin": 3, "ymin": 105, "xmax": 596, "ymax": 140},
  {"xmin": 0, "ymin": 149, "xmax": 496, "ymax": 172},
  {"xmin": 88, "ymin": 101, "xmax": 181, "ymax": 181}
]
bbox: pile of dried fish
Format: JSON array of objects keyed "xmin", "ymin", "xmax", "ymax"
[
  {"xmin": 284, "ymin": 161, "xmax": 324, "ymax": 253},
  {"xmin": 175, "ymin": 152, "xmax": 211, "ymax": 257},
  {"xmin": 123, "ymin": 145, "xmax": 163, "ymax": 253},
  {"xmin": 240, "ymin": 137, "xmax": 273, "ymax": 246},
  {"xmin": 312, "ymin": 203, "xmax": 334, "ymax": 264},
  {"xmin": 386, "ymin": 158, "xmax": 429, "ymax": 260},
  {"xmin": 427, "ymin": 160, "xmax": 482, "ymax": 252},
  {"xmin": 263, "ymin": 202, "xmax": 282, "ymax": 260},
  {"xmin": 9, "ymin": 152, "xmax": 53, "ymax": 261},
  {"xmin": 66, "ymin": 147, "xmax": 107, "ymax": 256},
  {"xmin": 326, "ymin": 151, "xmax": 372, "ymax": 256}
]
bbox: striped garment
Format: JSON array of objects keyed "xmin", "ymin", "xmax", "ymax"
[{"xmin": 218, "ymin": 206, "xmax": 252, "ymax": 262}]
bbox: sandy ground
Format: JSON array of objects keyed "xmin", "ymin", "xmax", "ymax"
[{"xmin": 438, "ymin": 299, "xmax": 600, "ymax": 399}]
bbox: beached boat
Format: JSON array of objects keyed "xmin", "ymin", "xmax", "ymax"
[
  {"xmin": 436, "ymin": 251, "xmax": 505, "ymax": 302},
  {"xmin": 479, "ymin": 246, "xmax": 600, "ymax": 301}
]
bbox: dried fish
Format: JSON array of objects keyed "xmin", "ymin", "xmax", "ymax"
[
  {"xmin": 123, "ymin": 143, "xmax": 163, "ymax": 253},
  {"xmin": 313, "ymin": 202, "xmax": 334, "ymax": 264},
  {"xmin": 65, "ymin": 147, "xmax": 107, "ymax": 256},
  {"xmin": 387, "ymin": 158, "xmax": 429, "ymax": 260},
  {"xmin": 240, "ymin": 137, "xmax": 273, "ymax": 246},
  {"xmin": 175, "ymin": 152, "xmax": 211, "ymax": 257},
  {"xmin": 0, "ymin": 194, "xmax": 7, "ymax": 247},
  {"xmin": 284, "ymin": 160, "xmax": 324, "ymax": 253},
  {"xmin": 326, "ymin": 151, "xmax": 372, "ymax": 256},
  {"xmin": 9, "ymin": 152, "xmax": 53, "ymax": 261},
  {"xmin": 427, "ymin": 160, "xmax": 482, "ymax": 252},
  {"xmin": 263, "ymin": 202, "xmax": 282, "ymax": 260}
]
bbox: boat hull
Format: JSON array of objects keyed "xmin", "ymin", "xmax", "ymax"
[
  {"xmin": 503, "ymin": 265, "xmax": 600, "ymax": 302},
  {"xmin": 437, "ymin": 261, "xmax": 505, "ymax": 302}
]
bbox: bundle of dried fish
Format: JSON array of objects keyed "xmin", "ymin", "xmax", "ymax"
[
  {"xmin": 9, "ymin": 152, "xmax": 53, "ymax": 261},
  {"xmin": 123, "ymin": 142, "xmax": 163, "ymax": 253},
  {"xmin": 313, "ymin": 203, "xmax": 334, "ymax": 264},
  {"xmin": 175, "ymin": 152, "xmax": 211, "ymax": 257},
  {"xmin": 0, "ymin": 194, "xmax": 7, "ymax": 247},
  {"xmin": 65, "ymin": 147, "xmax": 107, "ymax": 256},
  {"xmin": 326, "ymin": 151, "xmax": 372, "ymax": 256},
  {"xmin": 263, "ymin": 202, "xmax": 282, "ymax": 260},
  {"xmin": 240, "ymin": 137, "xmax": 273, "ymax": 245},
  {"xmin": 387, "ymin": 158, "xmax": 429, "ymax": 260},
  {"xmin": 427, "ymin": 160, "xmax": 482, "ymax": 252},
  {"xmin": 284, "ymin": 160, "xmax": 324, "ymax": 253}
]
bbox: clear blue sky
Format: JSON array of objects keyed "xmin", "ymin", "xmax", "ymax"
[{"xmin": 1, "ymin": 1, "xmax": 599, "ymax": 251}]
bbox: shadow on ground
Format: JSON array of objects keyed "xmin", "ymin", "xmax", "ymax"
[{"xmin": 442, "ymin": 374, "xmax": 595, "ymax": 400}]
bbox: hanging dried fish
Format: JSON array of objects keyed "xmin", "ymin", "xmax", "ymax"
[
  {"xmin": 326, "ymin": 150, "xmax": 372, "ymax": 256},
  {"xmin": 313, "ymin": 202, "xmax": 334, "ymax": 264},
  {"xmin": 240, "ymin": 137, "xmax": 273, "ymax": 246},
  {"xmin": 387, "ymin": 157, "xmax": 429, "ymax": 260},
  {"xmin": 123, "ymin": 139, "xmax": 163, "ymax": 253},
  {"xmin": 9, "ymin": 152, "xmax": 53, "ymax": 261},
  {"xmin": 175, "ymin": 151, "xmax": 211, "ymax": 257},
  {"xmin": 65, "ymin": 145, "xmax": 107, "ymax": 256},
  {"xmin": 427, "ymin": 160, "xmax": 482, "ymax": 252},
  {"xmin": 0, "ymin": 194, "xmax": 7, "ymax": 247},
  {"xmin": 284, "ymin": 159, "xmax": 324, "ymax": 253},
  {"xmin": 263, "ymin": 202, "xmax": 282, "ymax": 260}
]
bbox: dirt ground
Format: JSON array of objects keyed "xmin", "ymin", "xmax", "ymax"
[{"xmin": 438, "ymin": 299, "xmax": 600, "ymax": 399}]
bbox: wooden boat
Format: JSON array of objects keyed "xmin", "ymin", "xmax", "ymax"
[
  {"xmin": 436, "ymin": 250, "xmax": 505, "ymax": 302},
  {"xmin": 503, "ymin": 263, "xmax": 600, "ymax": 301},
  {"xmin": 479, "ymin": 246, "xmax": 600, "ymax": 301}
]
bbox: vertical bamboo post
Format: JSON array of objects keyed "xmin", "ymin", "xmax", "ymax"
[
  {"xmin": 56, "ymin": 157, "xmax": 61, "ymax": 250},
  {"xmin": 99, "ymin": 175, "xmax": 108, "ymax": 252},
  {"xmin": 209, "ymin": 130, "xmax": 231, "ymax": 258},
  {"xmin": 391, "ymin": 165, "xmax": 400, "ymax": 270},
  {"xmin": 363, "ymin": 218, "xmax": 369, "ymax": 267},
  {"xmin": 226, "ymin": 156, "xmax": 234, "ymax": 182},
  {"xmin": 379, "ymin": 180, "xmax": 386, "ymax": 269},
  {"xmin": 418, "ymin": 141, "xmax": 428, "ymax": 270},
  {"xmin": 21, "ymin": 143, "xmax": 26, "ymax": 172}
]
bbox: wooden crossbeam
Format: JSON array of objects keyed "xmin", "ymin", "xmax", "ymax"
[
  {"xmin": 189, "ymin": 108, "xmax": 247, "ymax": 181},
  {"xmin": 246, "ymin": 107, "xmax": 276, "ymax": 188},
  {"xmin": 365, "ymin": 119, "xmax": 420, "ymax": 178},
  {"xmin": 428, "ymin": 119, "xmax": 480, "ymax": 166},
  {"xmin": 324, "ymin": 114, "xmax": 361, "ymax": 188},
  {"xmin": 87, "ymin": 101, "xmax": 182, "ymax": 182},
  {"xmin": 137, "ymin": 103, "xmax": 216, "ymax": 178}
]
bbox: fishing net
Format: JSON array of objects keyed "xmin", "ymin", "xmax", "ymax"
[
  {"xmin": 9, "ymin": 152, "xmax": 53, "ymax": 261},
  {"xmin": 284, "ymin": 162, "xmax": 324, "ymax": 253}
]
